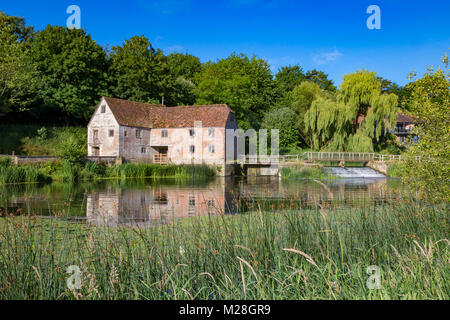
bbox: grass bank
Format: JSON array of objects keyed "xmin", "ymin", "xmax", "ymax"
[
  {"xmin": 0, "ymin": 199, "xmax": 448, "ymax": 299},
  {"xmin": 0, "ymin": 125, "xmax": 86, "ymax": 155},
  {"xmin": 281, "ymin": 166, "xmax": 337, "ymax": 180}
]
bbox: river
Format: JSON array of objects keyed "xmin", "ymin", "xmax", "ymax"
[{"xmin": 0, "ymin": 167, "xmax": 406, "ymax": 228}]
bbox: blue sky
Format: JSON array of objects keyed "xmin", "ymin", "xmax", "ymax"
[{"xmin": 1, "ymin": 0, "xmax": 449, "ymax": 86}]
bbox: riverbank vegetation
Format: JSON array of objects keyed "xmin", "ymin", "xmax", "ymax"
[
  {"xmin": 0, "ymin": 199, "xmax": 447, "ymax": 300},
  {"xmin": 0, "ymin": 159, "xmax": 216, "ymax": 185},
  {"xmin": 281, "ymin": 166, "xmax": 336, "ymax": 180},
  {"xmin": 395, "ymin": 58, "xmax": 449, "ymax": 202}
]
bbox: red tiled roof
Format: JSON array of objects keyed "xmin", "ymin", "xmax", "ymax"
[
  {"xmin": 103, "ymin": 97, "xmax": 234, "ymax": 128},
  {"xmin": 397, "ymin": 113, "xmax": 416, "ymax": 123}
]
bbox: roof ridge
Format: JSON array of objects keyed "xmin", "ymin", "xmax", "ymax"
[
  {"xmin": 101, "ymin": 97, "xmax": 233, "ymax": 129},
  {"xmin": 103, "ymin": 96, "xmax": 231, "ymax": 110}
]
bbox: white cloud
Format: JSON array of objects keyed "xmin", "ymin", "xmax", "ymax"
[
  {"xmin": 313, "ymin": 49, "xmax": 343, "ymax": 65},
  {"xmin": 166, "ymin": 45, "xmax": 185, "ymax": 52}
]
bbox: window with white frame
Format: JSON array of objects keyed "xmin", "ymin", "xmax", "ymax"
[
  {"xmin": 208, "ymin": 145, "xmax": 215, "ymax": 153},
  {"xmin": 162, "ymin": 129, "xmax": 168, "ymax": 138},
  {"xmin": 208, "ymin": 128, "xmax": 215, "ymax": 137},
  {"xmin": 189, "ymin": 145, "xmax": 195, "ymax": 153}
]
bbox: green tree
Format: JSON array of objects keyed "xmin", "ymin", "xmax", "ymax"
[
  {"xmin": 195, "ymin": 53, "xmax": 276, "ymax": 130},
  {"xmin": 305, "ymin": 69, "xmax": 336, "ymax": 92},
  {"xmin": 305, "ymin": 70, "xmax": 398, "ymax": 151},
  {"xmin": 166, "ymin": 52, "xmax": 202, "ymax": 105},
  {"xmin": 262, "ymin": 107, "xmax": 299, "ymax": 153},
  {"xmin": 109, "ymin": 35, "xmax": 170, "ymax": 105},
  {"xmin": 0, "ymin": 12, "xmax": 36, "ymax": 116},
  {"xmin": 400, "ymin": 56, "xmax": 449, "ymax": 201},
  {"xmin": 31, "ymin": 26, "xmax": 108, "ymax": 121},
  {"xmin": 167, "ymin": 52, "xmax": 202, "ymax": 81},
  {"xmin": 274, "ymin": 65, "xmax": 306, "ymax": 95}
]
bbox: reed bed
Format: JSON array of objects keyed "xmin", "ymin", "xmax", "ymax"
[
  {"xmin": 0, "ymin": 161, "xmax": 216, "ymax": 185},
  {"xmin": 0, "ymin": 163, "xmax": 49, "ymax": 184},
  {"xmin": 0, "ymin": 199, "xmax": 448, "ymax": 300},
  {"xmin": 107, "ymin": 163, "xmax": 216, "ymax": 180}
]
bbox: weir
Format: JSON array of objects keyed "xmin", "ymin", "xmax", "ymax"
[{"xmin": 324, "ymin": 167, "xmax": 386, "ymax": 178}]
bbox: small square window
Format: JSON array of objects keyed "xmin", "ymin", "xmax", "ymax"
[
  {"xmin": 101, "ymin": 105, "xmax": 106, "ymax": 113},
  {"xmin": 109, "ymin": 130, "xmax": 114, "ymax": 137},
  {"xmin": 141, "ymin": 147, "xmax": 146, "ymax": 154},
  {"xmin": 136, "ymin": 129, "xmax": 141, "ymax": 139},
  {"xmin": 208, "ymin": 145, "xmax": 215, "ymax": 153},
  {"xmin": 189, "ymin": 145, "xmax": 195, "ymax": 153},
  {"xmin": 189, "ymin": 129, "xmax": 195, "ymax": 137},
  {"xmin": 162, "ymin": 130, "xmax": 168, "ymax": 138},
  {"xmin": 208, "ymin": 128, "xmax": 215, "ymax": 137}
]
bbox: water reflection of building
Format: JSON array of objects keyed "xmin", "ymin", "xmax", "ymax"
[{"xmin": 86, "ymin": 179, "xmax": 236, "ymax": 227}]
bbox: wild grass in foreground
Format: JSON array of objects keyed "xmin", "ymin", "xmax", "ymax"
[{"xmin": 0, "ymin": 200, "xmax": 448, "ymax": 300}]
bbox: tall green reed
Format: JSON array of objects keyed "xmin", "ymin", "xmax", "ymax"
[{"xmin": 0, "ymin": 198, "xmax": 447, "ymax": 300}]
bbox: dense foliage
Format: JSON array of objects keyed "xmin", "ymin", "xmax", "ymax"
[
  {"xmin": 398, "ymin": 57, "xmax": 450, "ymax": 201},
  {"xmin": 31, "ymin": 26, "xmax": 109, "ymax": 121},
  {"xmin": 195, "ymin": 53, "xmax": 276, "ymax": 130},
  {"xmin": 0, "ymin": 12, "xmax": 36, "ymax": 116},
  {"xmin": 304, "ymin": 70, "xmax": 398, "ymax": 152}
]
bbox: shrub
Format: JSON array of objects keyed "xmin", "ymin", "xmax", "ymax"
[
  {"xmin": 0, "ymin": 156, "xmax": 11, "ymax": 167},
  {"xmin": 56, "ymin": 135, "xmax": 87, "ymax": 165},
  {"xmin": 81, "ymin": 162, "xmax": 107, "ymax": 180}
]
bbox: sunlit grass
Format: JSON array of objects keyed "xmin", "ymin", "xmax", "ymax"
[{"xmin": 0, "ymin": 199, "xmax": 448, "ymax": 300}]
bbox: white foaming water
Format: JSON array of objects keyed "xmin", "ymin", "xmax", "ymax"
[{"xmin": 325, "ymin": 167, "xmax": 386, "ymax": 178}]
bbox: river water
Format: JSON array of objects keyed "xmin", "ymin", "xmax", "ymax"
[{"xmin": 0, "ymin": 167, "xmax": 404, "ymax": 228}]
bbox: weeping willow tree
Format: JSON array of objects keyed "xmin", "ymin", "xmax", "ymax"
[{"xmin": 304, "ymin": 70, "xmax": 398, "ymax": 151}]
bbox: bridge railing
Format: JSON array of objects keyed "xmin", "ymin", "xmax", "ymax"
[
  {"xmin": 225, "ymin": 152, "xmax": 418, "ymax": 165},
  {"xmin": 305, "ymin": 152, "xmax": 404, "ymax": 162}
]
